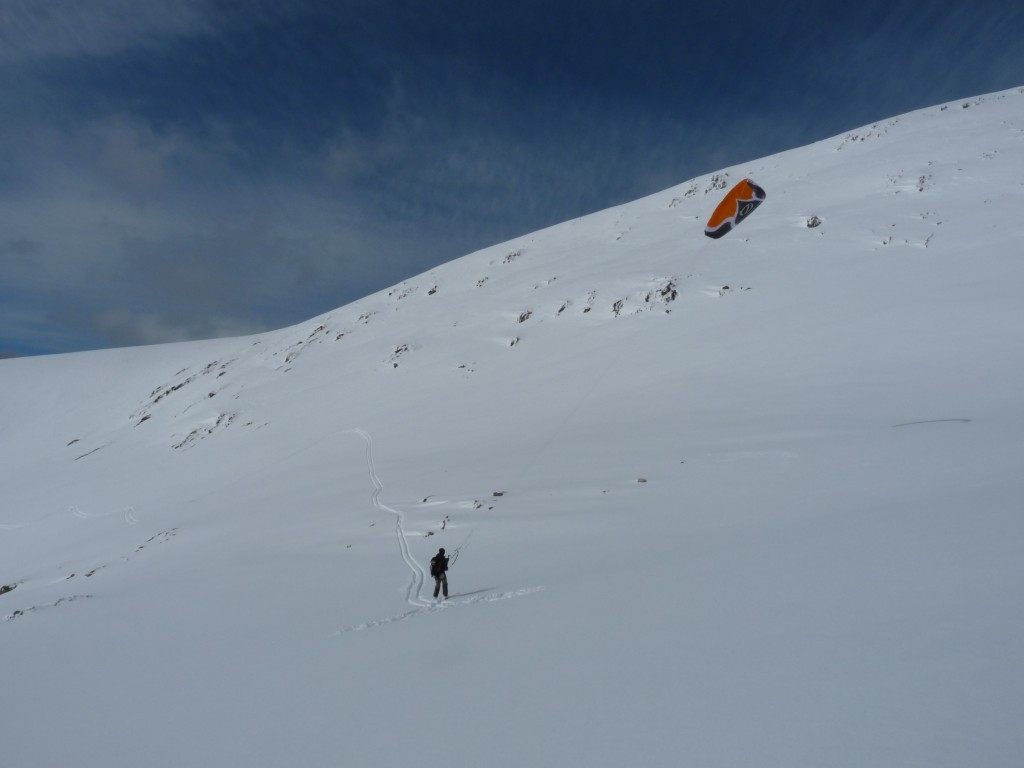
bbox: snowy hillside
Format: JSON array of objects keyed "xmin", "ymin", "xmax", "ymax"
[{"xmin": 3, "ymin": 87, "xmax": 1024, "ymax": 768}]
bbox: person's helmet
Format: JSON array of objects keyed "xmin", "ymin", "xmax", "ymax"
[{"xmin": 439, "ymin": 548, "xmax": 445, "ymax": 554}]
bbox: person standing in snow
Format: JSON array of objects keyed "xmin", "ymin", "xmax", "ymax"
[{"xmin": 430, "ymin": 547, "xmax": 449, "ymax": 599}]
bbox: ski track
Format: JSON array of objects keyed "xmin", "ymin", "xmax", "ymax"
[
  {"xmin": 335, "ymin": 587, "xmax": 544, "ymax": 634},
  {"xmin": 70, "ymin": 505, "xmax": 139, "ymax": 525},
  {"xmin": 891, "ymin": 418, "xmax": 972, "ymax": 427},
  {"xmin": 348, "ymin": 428, "xmax": 430, "ymax": 607},
  {"xmin": 342, "ymin": 430, "xmax": 543, "ymax": 632}
]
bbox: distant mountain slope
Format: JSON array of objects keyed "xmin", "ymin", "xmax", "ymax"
[{"xmin": 2, "ymin": 87, "xmax": 1023, "ymax": 768}]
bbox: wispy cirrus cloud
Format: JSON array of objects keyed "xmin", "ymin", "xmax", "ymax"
[{"xmin": 0, "ymin": 0, "xmax": 215, "ymax": 63}]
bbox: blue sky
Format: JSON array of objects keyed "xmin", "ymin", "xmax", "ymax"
[{"xmin": 2, "ymin": 0, "xmax": 1022, "ymax": 357}]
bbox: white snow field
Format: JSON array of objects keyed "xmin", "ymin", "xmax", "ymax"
[{"xmin": 3, "ymin": 88, "xmax": 1024, "ymax": 767}]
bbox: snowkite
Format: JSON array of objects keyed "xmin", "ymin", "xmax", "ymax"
[{"xmin": 704, "ymin": 178, "xmax": 766, "ymax": 239}]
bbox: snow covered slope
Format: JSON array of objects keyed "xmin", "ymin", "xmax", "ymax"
[{"xmin": 3, "ymin": 87, "xmax": 1023, "ymax": 768}]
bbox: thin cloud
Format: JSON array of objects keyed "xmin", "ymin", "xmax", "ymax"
[
  {"xmin": 89, "ymin": 307, "xmax": 266, "ymax": 348},
  {"xmin": 0, "ymin": 0, "xmax": 214, "ymax": 63}
]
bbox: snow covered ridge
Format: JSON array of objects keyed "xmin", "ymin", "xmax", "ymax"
[
  {"xmin": 2, "ymin": 87, "xmax": 1024, "ymax": 768},
  {"xmin": 48, "ymin": 88, "xmax": 1023, "ymax": 456}
]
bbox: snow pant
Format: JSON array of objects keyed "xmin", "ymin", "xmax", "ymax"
[{"xmin": 433, "ymin": 573, "xmax": 448, "ymax": 598}]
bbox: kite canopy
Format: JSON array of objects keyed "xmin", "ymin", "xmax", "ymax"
[{"xmin": 704, "ymin": 178, "xmax": 766, "ymax": 239}]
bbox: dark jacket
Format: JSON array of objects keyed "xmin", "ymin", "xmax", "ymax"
[{"xmin": 430, "ymin": 553, "xmax": 449, "ymax": 577}]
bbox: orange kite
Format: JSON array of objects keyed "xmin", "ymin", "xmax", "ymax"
[{"xmin": 704, "ymin": 179, "xmax": 766, "ymax": 239}]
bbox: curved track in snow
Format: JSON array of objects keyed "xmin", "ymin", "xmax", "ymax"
[
  {"xmin": 348, "ymin": 428, "xmax": 429, "ymax": 607},
  {"xmin": 335, "ymin": 587, "xmax": 544, "ymax": 634}
]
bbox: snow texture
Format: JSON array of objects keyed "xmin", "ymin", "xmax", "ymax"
[{"xmin": 2, "ymin": 87, "xmax": 1024, "ymax": 767}]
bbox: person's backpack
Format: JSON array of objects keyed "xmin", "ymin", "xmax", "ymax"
[{"xmin": 430, "ymin": 555, "xmax": 444, "ymax": 577}]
